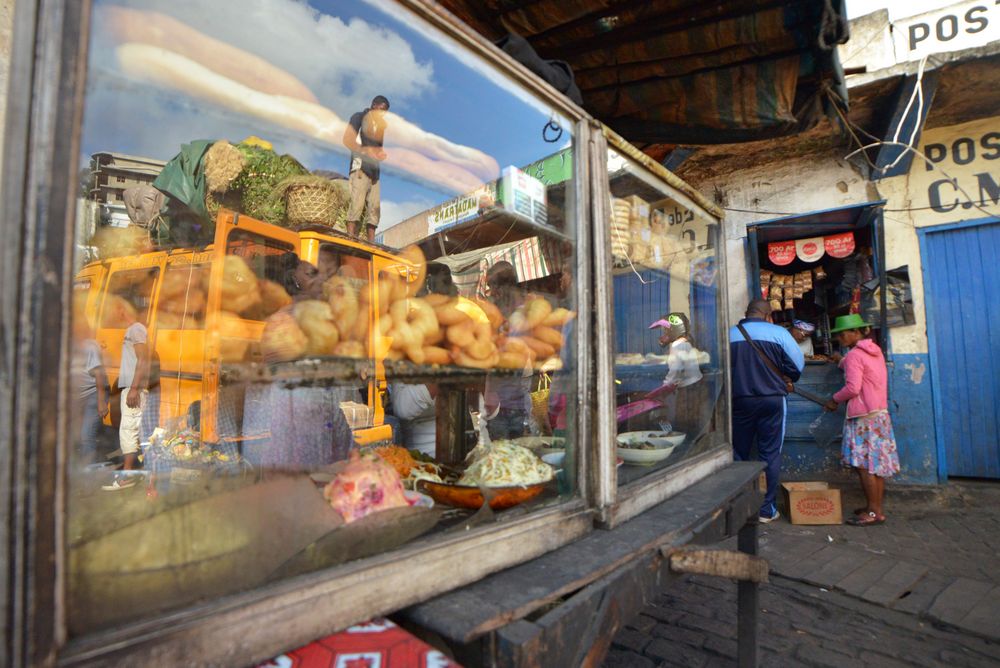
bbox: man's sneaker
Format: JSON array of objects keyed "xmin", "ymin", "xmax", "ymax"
[
  {"xmin": 102, "ymin": 472, "xmax": 139, "ymax": 491},
  {"xmin": 759, "ymin": 509, "xmax": 781, "ymax": 524}
]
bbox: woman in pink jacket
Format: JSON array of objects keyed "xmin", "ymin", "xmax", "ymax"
[{"xmin": 824, "ymin": 315, "xmax": 900, "ymax": 526}]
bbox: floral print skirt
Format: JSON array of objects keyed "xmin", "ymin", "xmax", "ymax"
[{"xmin": 842, "ymin": 410, "xmax": 900, "ymax": 478}]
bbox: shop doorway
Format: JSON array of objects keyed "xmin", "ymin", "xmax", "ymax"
[
  {"xmin": 920, "ymin": 218, "xmax": 1000, "ymax": 480},
  {"xmin": 745, "ymin": 202, "xmax": 888, "ymax": 472}
]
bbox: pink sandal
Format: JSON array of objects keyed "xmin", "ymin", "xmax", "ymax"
[{"xmin": 846, "ymin": 511, "xmax": 885, "ymax": 526}]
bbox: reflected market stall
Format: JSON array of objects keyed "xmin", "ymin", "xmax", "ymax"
[{"xmin": 3, "ymin": 1, "xmax": 769, "ymax": 666}]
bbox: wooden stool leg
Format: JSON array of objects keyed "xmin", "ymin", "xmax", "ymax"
[{"xmin": 737, "ymin": 519, "xmax": 759, "ymax": 668}]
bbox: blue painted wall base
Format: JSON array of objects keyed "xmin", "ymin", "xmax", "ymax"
[
  {"xmin": 752, "ymin": 352, "xmax": 939, "ymax": 485},
  {"xmin": 887, "ymin": 352, "xmax": 938, "ymax": 484}
]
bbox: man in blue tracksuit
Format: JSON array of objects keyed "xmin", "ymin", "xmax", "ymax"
[{"xmin": 729, "ymin": 299, "xmax": 805, "ymax": 522}]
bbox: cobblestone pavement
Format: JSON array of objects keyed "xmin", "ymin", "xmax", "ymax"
[
  {"xmin": 604, "ymin": 575, "xmax": 1000, "ymax": 668},
  {"xmin": 605, "ymin": 480, "xmax": 1000, "ymax": 667}
]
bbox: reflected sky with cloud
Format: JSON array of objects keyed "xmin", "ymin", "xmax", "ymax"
[{"xmin": 81, "ymin": 0, "xmax": 572, "ymax": 229}]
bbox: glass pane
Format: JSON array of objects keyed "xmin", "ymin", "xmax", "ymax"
[
  {"xmin": 607, "ymin": 149, "xmax": 728, "ymax": 486},
  {"xmin": 67, "ymin": 0, "xmax": 578, "ymax": 636}
]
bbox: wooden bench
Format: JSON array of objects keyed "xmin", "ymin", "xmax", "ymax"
[{"xmin": 401, "ymin": 461, "xmax": 765, "ymax": 667}]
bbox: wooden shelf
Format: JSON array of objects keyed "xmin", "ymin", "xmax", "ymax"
[
  {"xmin": 219, "ymin": 356, "xmax": 530, "ymax": 387},
  {"xmin": 429, "ymin": 208, "xmax": 572, "ymax": 260}
]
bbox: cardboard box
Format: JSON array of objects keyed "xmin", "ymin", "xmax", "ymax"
[{"xmin": 781, "ymin": 482, "xmax": 843, "ymax": 525}]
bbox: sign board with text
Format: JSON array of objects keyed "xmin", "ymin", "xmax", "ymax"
[{"xmin": 891, "ymin": 0, "xmax": 1000, "ymax": 62}]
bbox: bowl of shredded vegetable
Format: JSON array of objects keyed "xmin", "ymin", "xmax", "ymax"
[{"xmin": 418, "ymin": 441, "xmax": 555, "ymax": 509}]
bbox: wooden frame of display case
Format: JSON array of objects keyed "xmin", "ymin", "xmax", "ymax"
[
  {"xmin": 0, "ymin": 1, "xmax": 733, "ymax": 665},
  {"xmin": 595, "ymin": 129, "xmax": 734, "ymax": 529}
]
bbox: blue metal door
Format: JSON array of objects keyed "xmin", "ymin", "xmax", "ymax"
[
  {"xmin": 922, "ymin": 219, "xmax": 1000, "ymax": 479},
  {"xmin": 613, "ymin": 269, "xmax": 669, "ymax": 355}
]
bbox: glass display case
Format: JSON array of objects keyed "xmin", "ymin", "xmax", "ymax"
[{"xmin": 0, "ymin": 1, "xmax": 733, "ymax": 664}]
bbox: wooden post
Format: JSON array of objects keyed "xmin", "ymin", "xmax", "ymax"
[
  {"xmin": 435, "ymin": 388, "xmax": 466, "ymax": 464},
  {"xmin": 737, "ymin": 519, "xmax": 759, "ymax": 668}
]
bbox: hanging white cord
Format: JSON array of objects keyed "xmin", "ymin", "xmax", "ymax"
[{"xmin": 881, "ymin": 55, "xmax": 929, "ymax": 175}]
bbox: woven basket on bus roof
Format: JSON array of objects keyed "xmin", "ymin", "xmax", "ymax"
[{"xmin": 285, "ymin": 181, "xmax": 343, "ymax": 226}]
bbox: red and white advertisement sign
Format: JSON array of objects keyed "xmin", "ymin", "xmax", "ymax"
[
  {"xmin": 256, "ymin": 619, "xmax": 462, "ymax": 668},
  {"xmin": 795, "ymin": 237, "xmax": 825, "ymax": 263},
  {"xmin": 767, "ymin": 241, "xmax": 796, "ymax": 266},
  {"xmin": 824, "ymin": 232, "xmax": 855, "ymax": 258}
]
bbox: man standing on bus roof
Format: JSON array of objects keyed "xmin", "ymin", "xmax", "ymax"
[
  {"xmin": 729, "ymin": 299, "xmax": 804, "ymax": 523},
  {"xmin": 342, "ymin": 95, "xmax": 389, "ymax": 243}
]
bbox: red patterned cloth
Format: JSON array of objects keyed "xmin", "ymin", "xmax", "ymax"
[{"xmin": 256, "ymin": 619, "xmax": 462, "ymax": 668}]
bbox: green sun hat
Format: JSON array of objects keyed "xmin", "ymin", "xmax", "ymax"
[{"xmin": 830, "ymin": 314, "xmax": 872, "ymax": 333}]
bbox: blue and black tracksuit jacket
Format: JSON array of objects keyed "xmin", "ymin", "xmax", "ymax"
[{"xmin": 729, "ymin": 318, "xmax": 805, "ymax": 397}]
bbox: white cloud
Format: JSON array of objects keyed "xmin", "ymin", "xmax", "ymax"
[
  {"xmin": 95, "ymin": 0, "xmax": 435, "ymax": 116},
  {"xmin": 378, "ymin": 197, "xmax": 436, "ymax": 231}
]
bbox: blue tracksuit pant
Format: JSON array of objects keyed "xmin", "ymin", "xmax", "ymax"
[{"xmin": 732, "ymin": 395, "xmax": 787, "ymax": 517}]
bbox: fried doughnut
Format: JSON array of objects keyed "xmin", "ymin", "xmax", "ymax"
[
  {"xmin": 525, "ymin": 297, "xmax": 553, "ymax": 329},
  {"xmin": 386, "ymin": 348, "xmax": 404, "ymax": 361},
  {"xmin": 333, "ymin": 341, "xmax": 366, "ymax": 358},
  {"xmin": 378, "ymin": 313, "xmax": 393, "ymax": 336},
  {"xmin": 501, "ymin": 336, "xmax": 536, "ymax": 363},
  {"xmin": 434, "ymin": 300, "xmax": 471, "ymax": 326},
  {"xmin": 497, "ymin": 350, "xmax": 530, "ymax": 369},
  {"xmin": 542, "ymin": 307, "xmax": 575, "ymax": 327},
  {"xmin": 388, "ymin": 321, "xmax": 419, "ymax": 351},
  {"xmin": 350, "ymin": 311, "xmax": 369, "ymax": 342},
  {"xmin": 261, "ymin": 309, "xmax": 308, "ymax": 362},
  {"xmin": 391, "ymin": 297, "xmax": 438, "ymax": 340},
  {"xmin": 422, "ymin": 345, "xmax": 451, "ymax": 366},
  {"xmin": 378, "ymin": 271, "xmax": 402, "ymax": 314},
  {"xmin": 293, "ymin": 300, "xmax": 339, "ymax": 355},
  {"xmin": 390, "ymin": 271, "xmax": 409, "ymax": 303},
  {"xmin": 473, "ymin": 298, "xmax": 504, "ymax": 330},
  {"xmin": 464, "ymin": 321, "xmax": 495, "ymax": 360},
  {"xmin": 258, "ymin": 279, "xmax": 293, "ymax": 318},
  {"xmin": 405, "ymin": 344, "xmax": 426, "ymax": 365},
  {"xmin": 217, "ymin": 311, "xmax": 251, "ymax": 362},
  {"xmin": 452, "ymin": 348, "xmax": 499, "ymax": 369},
  {"xmin": 423, "ymin": 326, "xmax": 444, "ymax": 346},
  {"xmin": 515, "ymin": 335, "xmax": 556, "ymax": 360},
  {"xmin": 399, "ymin": 245, "xmax": 427, "ymax": 297},
  {"xmin": 531, "ymin": 325, "xmax": 564, "ymax": 350},
  {"xmin": 325, "ymin": 276, "xmax": 360, "ymax": 340},
  {"xmin": 446, "ymin": 319, "xmax": 475, "ymax": 348}
]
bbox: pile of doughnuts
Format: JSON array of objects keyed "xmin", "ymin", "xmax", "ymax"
[
  {"xmin": 260, "ymin": 272, "xmax": 371, "ymax": 363},
  {"xmin": 375, "ymin": 246, "xmax": 576, "ymax": 370},
  {"xmin": 495, "ymin": 298, "xmax": 575, "ymax": 370}
]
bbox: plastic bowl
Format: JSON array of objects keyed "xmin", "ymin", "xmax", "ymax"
[
  {"xmin": 615, "ymin": 431, "xmax": 683, "ymax": 465},
  {"xmin": 541, "ymin": 452, "xmax": 565, "ymax": 469}
]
